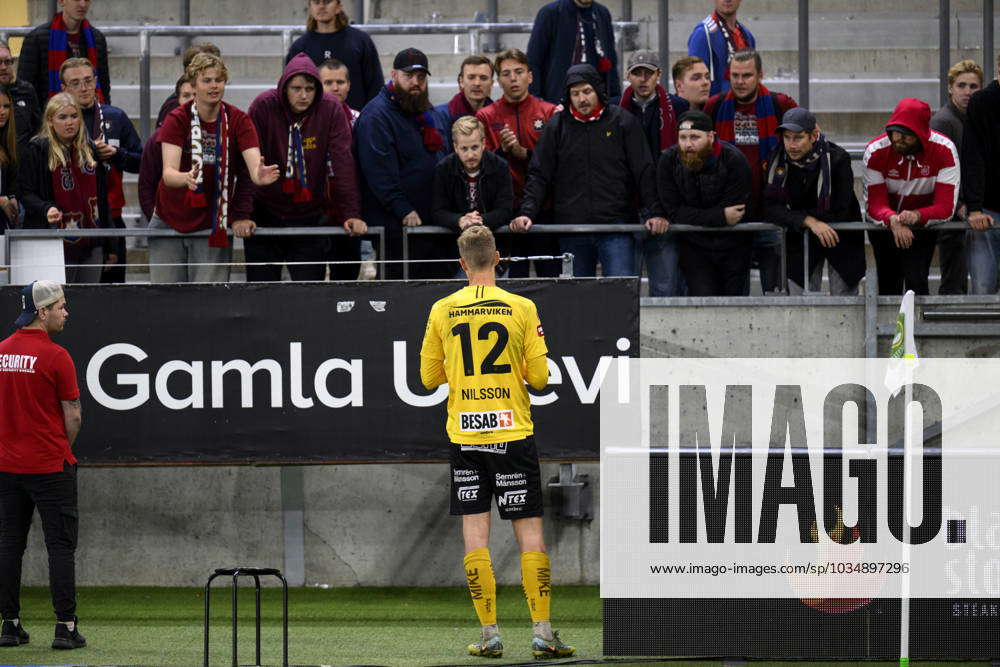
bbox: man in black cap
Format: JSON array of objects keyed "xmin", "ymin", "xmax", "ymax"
[
  {"xmin": 763, "ymin": 107, "xmax": 865, "ymax": 294},
  {"xmin": 656, "ymin": 109, "xmax": 754, "ymax": 296},
  {"xmin": 354, "ymin": 47, "xmax": 452, "ymax": 278},
  {"xmin": 512, "ymin": 64, "xmax": 666, "ymax": 278},
  {"xmin": 0, "ymin": 281, "xmax": 86, "ymax": 650}
]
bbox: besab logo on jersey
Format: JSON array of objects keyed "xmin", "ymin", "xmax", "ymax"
[
  {"xmin": 458, "ymin": 485, "xmax": 479, "ymax": 501},
  {"xmin": 460, "ymin": 410, "xmax": 515, "ymax": 432},
  {"xmin": 498, "ymin": 489, "xmax": 527, "ymax": 507}
]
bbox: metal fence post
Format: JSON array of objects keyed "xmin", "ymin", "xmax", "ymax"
[
  {"xmin": 139, "ymin": 29, "xmax": 151, "ymax": 140},
  {"xmin": 985, "ymin": 0, "xmax": 995, "ymax": 76},
  {"xmin": 940, "ymin": 0, "xmax": 951, "ymax": 107},
  {"xmin": 179, "ymin": 0, "xmax": 192, "ymax": 54},
  {"xmin": 282, "ymin": 30, "xmax": 293, "ymax": 62},
  {"xmin": 485, "ymin": 0, "xmax": 499, "ymax": 52},
  {"xmin": 658, "ymin": 0, "xmax": 669, "ymax": 71},
  {"xmin": 798, "ymin": 0, "xmax": 810, "ymax": 108},
  {"xmin": 621, "ymin": 0, "xmax": 633, "ymax": 22}
]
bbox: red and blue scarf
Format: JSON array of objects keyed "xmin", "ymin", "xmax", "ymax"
[
  {"xmin": 282, "ymin": 121, "xmax": 312, "ymax": 202},
  {"xmin": 713, "ymin": 83, "xmax": 779, "ymax": 164},
  {"xmin": 386, "ymin": 82, "xmax": 443, "ymax": 153},
  {"xmin": 47, "ymin": 12, "xmax": 105, "ymax": 103}
]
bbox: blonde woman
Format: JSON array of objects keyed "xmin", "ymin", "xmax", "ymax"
[
  {"xmin": 0, "ymin": 84, "xmax": 19, "ymax": 230},
  {"xmin": 19, "ymin": 92, "xmax": 113, "ymax": 283},
  {"xmin": 284, "ymin": 0, "xmax": 383, "ymax": 110}
]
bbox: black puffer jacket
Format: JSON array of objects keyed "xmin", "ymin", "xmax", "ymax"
[
  {"xmin": 521, "ymin": 64, "xmax": 661, "ymax": 224},
  {"xmin": 656, "ymin": 139, "xmax": 752, "ymax": 250}
]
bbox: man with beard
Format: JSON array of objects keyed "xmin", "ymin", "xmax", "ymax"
[
  {"xmin": 672, "ymin": 55, "xmax": 711, "ymax": 111},
  {"xmin": 512, "ymin": 64, "xmax": 666, "ymax": 278},
  {"xmin": 688, "ymin": 0, "xmax": 755, "ymax": 96},
  {"xmin": 526, "ymin": 0, "xmax": 620, "ymax": 105},
  {"xmin": 613, "ymin": 50, "xmax": 688, "ymax": 295},
  {"xmin": 930, "ymin": 59, "xmax": 982, "ymax": 294},
  {"xmin": 964, "ymin": 55, "xmax": 1000, "ymax": 294},
  {"xmin": 477, "ymin": 48, "xmax": 561, "ymax": 278},
  {"xmin": 704, "ymin": 49, "xmax": 797, "ymax": 294},
  {"xmin": 764, "ymin": 107, "xmax": 865, "ymax": 295},
  {"xmin": 656, "ymin": 110, "xmax": 753, "ymax": 296},
  {"xmin": 434, "ymin": 56, "xmax": 494, "ymax": 135},
  {"xmin": 863, "ymin": 97, "xmax": 959, "ymax": 295},
  {"xmin": 354, "ymin": 48, "xmax": 451, "ymax": 278}
]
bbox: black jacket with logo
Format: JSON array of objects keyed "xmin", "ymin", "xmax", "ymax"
[
  {"xmin": 432, "ymin": 149, "xmax": 514, "ymax": 232},
  {"xmin": 520, "ymin": 64, "xmax": 661, "ymax": 224},
  {"xmin": 656, "ymin": 140, "xmax": 752, "ymax": 250}
]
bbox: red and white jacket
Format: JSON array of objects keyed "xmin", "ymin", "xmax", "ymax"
[{"xmin": 863, "ymin": 97, "xmax": 960, "ymax": 227}]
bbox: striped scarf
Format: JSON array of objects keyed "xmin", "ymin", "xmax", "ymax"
[
  {"xmin": 186, "ymin": 100, "xmax": 230, "ymax": 248},
  {"xmin": 765, "ymin": 134, "xmax": 832, "ymax": 212},
  {"xmin": 282, "ymin": 121, "xmax": 312, "ymax": 202},
  {"xmin": 713, "ymin": 84, "xmax": 779, "ymax": 164},
  {"xmin": 47, "ymin": 13, "xmax": 105, "ymax": 103}
]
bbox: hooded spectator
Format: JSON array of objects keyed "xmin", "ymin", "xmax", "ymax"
[
  {"xmin": 514, "ymin": 64, "xmax": 666, "ymax": 278},
  {"xmin": 527, "ymin": 0, "xmax": 621, "ymax": 105},
  {"xmin": 247, "ymin": 53, "xmax": 365, "ymax": 282},
  {"xmin": 863, "ymin": 97, "xmax": 960, "ymax": 295}
]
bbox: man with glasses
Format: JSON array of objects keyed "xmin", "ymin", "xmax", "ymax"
[
  {"xmin": 59, "ymin": 58, "xmax": 142, "ymax": 283},
  {"xmin": 0, "ymin": 39, "xmax": 41, "ymax": 147}
]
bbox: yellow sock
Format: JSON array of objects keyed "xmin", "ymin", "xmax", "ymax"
[
  {"xmin": 520, "ymin": 551, "xmax": 552, "ymax": 623},
  {"xmin": 463, "ymin": 548, "xmax": 497, "ymax": 626}
]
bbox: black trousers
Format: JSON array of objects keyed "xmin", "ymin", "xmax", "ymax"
[
  {"xmin": 680, "ymin": 242, "xmax": 754, "ymax": 296},
  {"xmin": 0, "ymin": 463, "xmax": 78, "ymax": 622},
  {"xmin": 868, "ymin": 228, "xmax": 938, "ymax": 295},
  {"xmin": 244, "ymin": 211, "xmax": 334, "ymax": 282},
  {"xmin": 937, "ymin": 228, "xmax": 968, "ymax": 294},
  {"xmin": 100, "ymin": 216, "xmax": 127, "ymax": 284}
]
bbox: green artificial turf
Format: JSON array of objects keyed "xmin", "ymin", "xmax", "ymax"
[{"xmin": 0, "ymin": 586, "xmax": 991, "ymax": 667}]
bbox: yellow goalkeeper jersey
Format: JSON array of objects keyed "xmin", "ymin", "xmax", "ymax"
[{"xmin": 420, "ymin": 284, "xmax": 548, "ymax": 445}]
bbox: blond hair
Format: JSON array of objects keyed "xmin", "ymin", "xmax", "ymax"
[
  {"xmin": 59, "ymin": 57, "xmax": 94, "ymax": 84},
  {"xmin": 185, "ymin": 52, "xmax": 229, "ymax": 84},
  {"xmin": 451, "ymin": 115, "xmax": 485, "ymax": 143},
  {"xmin": 40, "ymin": 93, "xmax": 95, "ymax": 172},
  {"xmin": 457, "ymin": 226, "xmax": 497, "ymax": 272},
  {"xmin": 947, "ymin": 59, "xmax": 984, "ymax": 87}
]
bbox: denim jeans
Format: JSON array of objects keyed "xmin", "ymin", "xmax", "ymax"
[
  {"xmin": 642, "ymin": 233, "xmax": 686, "ymax": 296},
  {"xmin": 966, "ymin": 210, "xmax": 1000, "ymax": 294},
  {"xmin": 559, "ymin": 233, "xmax": 636, "ymax": 277}
]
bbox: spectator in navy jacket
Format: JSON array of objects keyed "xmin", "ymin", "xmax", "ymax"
[
  {"xmin": 354, "ymin": 48, "xmax": 451, "ymax": 278},
  {"xmin": 60, "ymin": 58, "xmax": 142, "ymax": 284},
  {"xmin": 247, "ymin": 53, "xmax": 364, "ymax": 282},
  {"xmin": 286, "ymin": 0, "xmax": 384, "ymax": 112},
  {"xmin": 687, "ymin": 0, "xmax": 755, "ymax": 97},
  {"xmin": 527, "ymin": 0, "xmax": 620, "ymax": 105},
  {"xmin": 433, "ymin": 55, "xmax": 495, "ymax": 136}
]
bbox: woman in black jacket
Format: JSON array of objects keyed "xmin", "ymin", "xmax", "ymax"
[
  {"xmin": 19, "ymin": 92, "xmax": 112, "ymax": 283},
  {"xmin": 0, "ymin": 84, "xmax": 19, "ymax": 232}
]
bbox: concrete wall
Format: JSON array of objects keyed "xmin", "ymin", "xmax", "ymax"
[{"xmin": 18, "ymin": 299, "xmax": 998, "ymax": 587}]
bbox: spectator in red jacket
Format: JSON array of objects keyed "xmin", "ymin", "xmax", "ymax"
[
  {"xmin": 247, "ymin": 53, "xmax": 364, "ymax": 282},
  {"xmin": 863, "ymin": 97, "xmax": 960, "ymax": 295},
  {"xmin": 477, "ymin": 48, "xmax": 561, "ymax": 277},
  {"xmin": 704, "ymin": 49, "xmax": 796, "ymax": 293}
]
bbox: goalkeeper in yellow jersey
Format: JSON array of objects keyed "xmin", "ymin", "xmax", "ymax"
[{"xmin": 420, "ymin": 226, "xmax": 575, "ymax": 660}]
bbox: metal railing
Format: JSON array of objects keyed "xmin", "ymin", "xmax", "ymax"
[
  {"xmin": 0, "ymin": 21, "xmax": 640, "ymax": 140},
  {"xmin": 2, "ymin": 226, "xmax": 385, "ymax": 284}
]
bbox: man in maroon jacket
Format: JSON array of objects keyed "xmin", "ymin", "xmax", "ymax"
[
  {"xmin": 0, "ymin": 281, "xmax": 85, "ymax": 650},
  {"xmin": 247, "ymin": 53, "xmax": 366, "ymax": 281}
]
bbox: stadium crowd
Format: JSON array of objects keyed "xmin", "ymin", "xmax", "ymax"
[{"xmin": 0, "ymin": 0, "xmax": 998, "ymax": 295}]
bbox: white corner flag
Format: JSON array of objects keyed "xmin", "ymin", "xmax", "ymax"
[{"xmin": 885, "ymin": 289, "xmax": 918, "ymax": 398}]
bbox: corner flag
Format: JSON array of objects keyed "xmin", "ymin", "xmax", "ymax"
[{"xmin": 885, "ymin": 289, "xmax": 918, "ymax": 398}]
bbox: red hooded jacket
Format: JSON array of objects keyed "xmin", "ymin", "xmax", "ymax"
[
  {"xmin": 862, "ymin": 97, "xmax": 959, "ymax": 226},
  {"xmin": 248, "ymin": 53, "xmax": 360, "ymax": 221}
]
